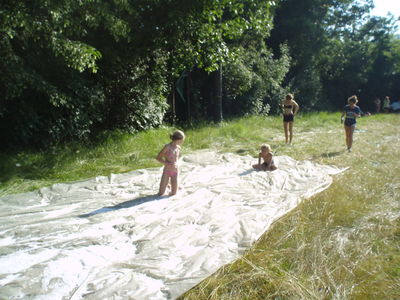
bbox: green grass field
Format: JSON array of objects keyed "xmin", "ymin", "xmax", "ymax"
[{"xmin": 1, "ymin": 112, "xmax": 399, "ymax": 299}]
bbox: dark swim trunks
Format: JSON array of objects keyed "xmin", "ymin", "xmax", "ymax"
[
  {"xmin": 262, "ymin": 160, "xmax": 276, "ymax": 170},
  {"xmin": 344, "ymin": 118, "xmax": 356, "ymax": 127},
  {"xmin": 283, "ymin": 114, "xmax": 294, "ymax": 122}
]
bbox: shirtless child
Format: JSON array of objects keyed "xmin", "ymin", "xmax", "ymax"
[{"xmin": 252, "ymin": 144, "xmax": 277, "ymax": 171}]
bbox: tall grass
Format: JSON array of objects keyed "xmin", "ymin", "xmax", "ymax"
[
  {"xmin": 1, "ymin": 112, "xmax": 399, "ymax": 299},
  {"xmin": 0, "ymin": 115, "xmax": 278, "ymax": 196},
  {"xmin": 0, "ymin": 127, "xmax": 171, "ymax": 196}
]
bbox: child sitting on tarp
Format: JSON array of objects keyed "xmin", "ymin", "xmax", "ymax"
[{"xmin": 252, "ymin": 144, "xmax": 277, "ymax": 171}]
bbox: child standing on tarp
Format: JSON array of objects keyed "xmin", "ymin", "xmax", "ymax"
[
  {"xmin": 156, "ymin": 130, "xmax": 185, "ymax": 196},
  {"xmin": 252, "ymin": 144, "xmax": 277, "ymax": 171}
]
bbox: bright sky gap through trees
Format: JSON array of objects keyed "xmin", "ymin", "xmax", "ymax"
[
  {"xmin": 371, "ymin": 0, "xmax": 400, "ymax": 33},
  {"xmin": 371, "ymin": 0, "xmax": 400, "ymax": 17}
]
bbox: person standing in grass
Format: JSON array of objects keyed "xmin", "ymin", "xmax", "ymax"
[
  {"xmin": 373, "ymin": 97, "xmax": 381, "ymax": 114},
  {"xmin": 282, "ymin": 93, "xmax": 299, "ymax": 144},
  {"xmin": 341, "ymin": 95, "xmax": 361, "ymax": 152},
  {"xmin": 156, "ymin": 130, "xmax": 185, "ymax": 196},
  {"xmin": 252, "ymin": 144, "xmax": 277, "ymax": 171},
  {"xmin": 383, "ymin": 96, "xmax": 391, "ymax": 113}
]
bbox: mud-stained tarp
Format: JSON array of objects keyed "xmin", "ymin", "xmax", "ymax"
[{"xmin": 0, "ymin": 151, "xmax": 345, "ymax": 299}]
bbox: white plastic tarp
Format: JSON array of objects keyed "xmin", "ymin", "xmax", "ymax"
[{"xmin": 0, "ymin": 151, "xmax": 346, "ymax": 300}]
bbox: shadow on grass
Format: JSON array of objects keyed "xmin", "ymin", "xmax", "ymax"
[
  {"xmin": 236, "ymin": 149, "xmax": 249, "ymax": 154},
  {"xmin": 0, "ymin": 152, "xmax": 61, "ymax": 183},
  {"xmin": 0, "ymin": 131, "xmax": 129, "ymax": 183},
  {"xmin": 318, "ymin": 151, "xmax": 344, "ymax": 158},
  {"xmin": 78, "ymin": 194, "xmax": 163, "ymax": 218}
]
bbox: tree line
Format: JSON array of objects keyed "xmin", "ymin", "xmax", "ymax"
[{"xmin": 1, "ymin": 0, "xmax": 399, "ymax": 149}]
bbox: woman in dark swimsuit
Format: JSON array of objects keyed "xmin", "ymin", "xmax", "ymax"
[{"xmin": 282, "ymin": 94, "xmax": 299, "ymax": 144}]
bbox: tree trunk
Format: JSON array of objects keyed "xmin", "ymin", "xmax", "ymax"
[
  {"xmin": 171, "ymin": 81, "xmax": 176, "ymax": 123},
  {"xmin": 186, "ymin": 71, "xmax": 192, "ymax": 124},
  {"xmin": 214, "ymin": 63, "xmax": 223, "ymax": 122}
]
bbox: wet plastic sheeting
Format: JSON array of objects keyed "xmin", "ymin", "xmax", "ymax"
[{"xmin": 0, "ymin": 151, "xmax": 345, "ymax": 299}]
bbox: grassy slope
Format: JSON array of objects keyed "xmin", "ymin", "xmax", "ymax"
[
  {"xmin": 1, "ymin": 113, "xmax": 399, "ymax": 299},
  {"xmin": 180, "ymin": 113, "xmax": 400, "ymax": 300}
]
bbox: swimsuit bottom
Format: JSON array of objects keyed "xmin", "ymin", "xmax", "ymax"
[
  {"xmin": 262, "ymin": 162, "xmax": 276, "ymax": 169},
  {"xmin": 283, "ymin": 114, "xmax": 294, "ymax": 122},
  {"xmin": 344, "ymin": 119, "xmax": 356, "ymax": 127},
  {"xmin": 163, "ymin": 168, "xmax": 178, "ymax": 177}
]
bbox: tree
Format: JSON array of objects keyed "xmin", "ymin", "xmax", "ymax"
[
  {"xmin": 268, "ymin": 0, "xmax": 375, "ymax": 109},
  {"xmin": 320, "ymin": 11, "xmax": 399, "ymax": 109},
  {"xmin": 0, "ymin": 1, "xmax": 104, "ymax": 146},
  {"xmin": 0, "ymin": 0, "xmax": 279, "ymax": 148},
  {"xmin": 359, "ymin": 16, "xmax": 400, "ymax": 109}
]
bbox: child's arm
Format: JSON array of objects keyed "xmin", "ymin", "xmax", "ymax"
[
  {"xmin": 354, "ymin": 107, "xmax": 361, "ymax": 118},
  {"xmin": 156, "ymin": 145, "xmax": 168, "ymax": 165},
  {"xmin": 292, "ymin": 100, "xmax": 300, "ymax": 115},
  {"xmin": 258, "ymin": 153, "xmax": 262, "ymax": 167}
]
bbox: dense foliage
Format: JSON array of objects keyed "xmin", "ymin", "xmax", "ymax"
[
  {"xmin": 0, "ymin": 0, "xmax": 399, "ymax": 148},
  {"xmin": 269, "ymin": 0, "xmax": 400, "ymax": 111}
]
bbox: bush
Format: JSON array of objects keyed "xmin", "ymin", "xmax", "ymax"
[{"xmin": 102, "ymin": 56, "xmax": 169, "ymax": 133}]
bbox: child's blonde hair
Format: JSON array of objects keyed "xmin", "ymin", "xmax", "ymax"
[
  {"xmin": 347, "ymin": 95, "xmax": 358, "ymax": 104},
  {"xmin": 261, "ymin": 144, "xmax": 272, "ymax": 151},
  {"xmin": 285, "ymin": 93, "xmax": 294, "ymax": 100},
  {"xmin": 170, "ymin": 130, "xmax": 185, "ymax": 141}
]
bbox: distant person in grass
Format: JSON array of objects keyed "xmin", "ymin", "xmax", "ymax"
[
  {"xmin": 374, "ymin": 97, "xmax": 381, "ymax": 114},
  {"xmin": 383, "ymin": 96, "xmax": 391, "ymax": 113},
  {"xmin": 252, "ymin": 144, "xmax": 277, "ymax": 171},
  {"xmin": 156, "ymin": 130, "xmax": 185, "ymax": 196},
  {"xmin": 282, "ymin": 93, "xmax": 299, "ymax": 144},
  {"xmin": 341, "ymin": 95, "xmax": 361, "ymax": 152}
]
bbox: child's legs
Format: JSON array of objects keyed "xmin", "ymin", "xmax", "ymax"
[
  {"xmin": 252, "ymin": 164, "xmax": 260, "ymax": 169},
  {"xmin": 344, "ymin": 125, "xmax": 354, "ymax": 149},
  {"xmin": 158, "ymin": 172, "xmax": 170, "ymax": 196},
  {"xmin": 344, "ymin": 126, "xmax": 350, "ymax": 148},
  {"xmin": 169, "ymin": 174, "xmax": 178, "ymax": 195},
  {"xmin": 347, "ymin": 125, "xmax": 355, "ymax": 148},
  {"xmin": 288, "ymin": 121, "xmax": 294, "ymax": 143},
  {"xmin": 283, "ymin": 122, "xmax": 289, "ymax": 143}
]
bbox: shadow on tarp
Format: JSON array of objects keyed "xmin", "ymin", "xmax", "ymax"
[
  {"xmin": 238, "ymin": 169, "xmax": 256, "ymax": 176},
  {"xmin": 78, "ymin": 194, "xmax": 163, "ymax": 218},
  {"xmin": 239, "ymin": 169, "xmax": 278, "ymax": 176}
]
